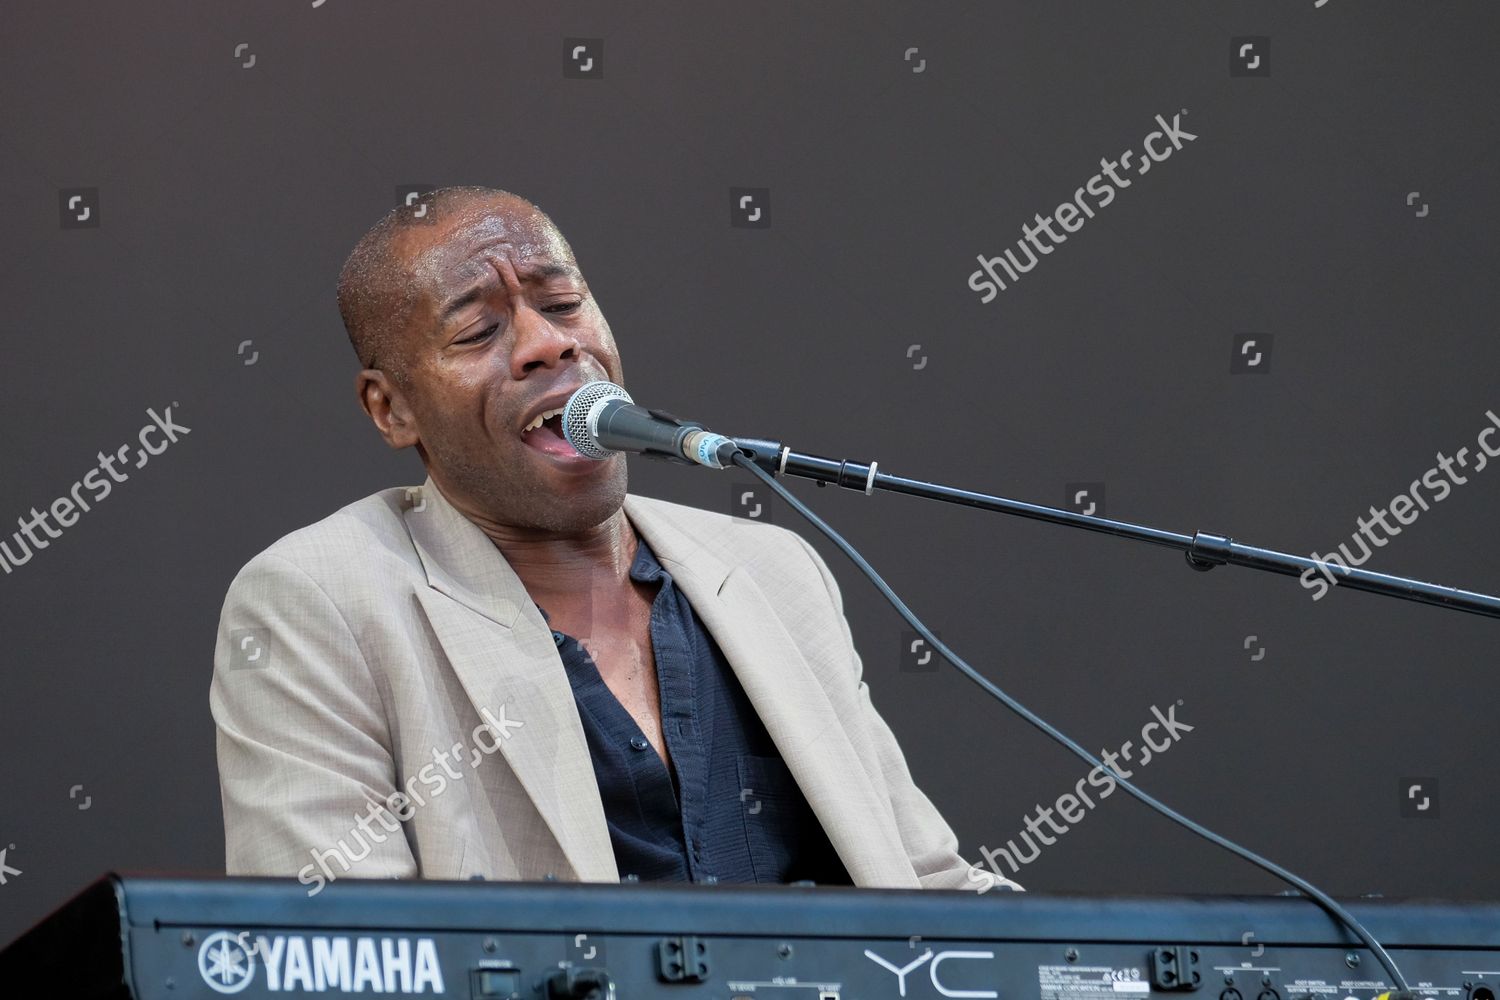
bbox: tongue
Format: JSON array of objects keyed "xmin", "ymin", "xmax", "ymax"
[{"xmin": 525, "ymin": 416, "xmax": 580, "ymax": 456}]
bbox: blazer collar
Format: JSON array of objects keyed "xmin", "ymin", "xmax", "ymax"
[{"xmin": 405, "ymin": 478, "xmax": 528, "ymax": 631}]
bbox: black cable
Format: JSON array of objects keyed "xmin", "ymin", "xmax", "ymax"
[{"xmin": 730, "ymin": 451, "xmax": 1410, "ymax": 992}]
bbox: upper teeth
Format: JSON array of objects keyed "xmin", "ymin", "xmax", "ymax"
[{"xmin": 522, "ymin": 408, "xmax": 565, "ymax": 434}]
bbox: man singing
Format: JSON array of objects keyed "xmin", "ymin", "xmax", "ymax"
[{"xmin": 210, "ymin": 185, "xmax": 1019, "ymax": 893}]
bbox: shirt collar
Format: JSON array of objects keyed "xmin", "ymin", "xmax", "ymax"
[
  {"xmin": 628, "ymin": 534, "xmax": 665, "ymax": 584},
  {"xmin": 536, "ymin": 536, "xmax": 667, "ymax": 623}
]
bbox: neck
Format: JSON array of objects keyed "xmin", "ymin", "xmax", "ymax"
[
  {"xmin": 462, "ymin": 506, "xmax": 639, "ymax": 608},
  {"xmin": 425, "ymin": 474, "xmax": 639, "ymax": 603},
  {"xmin": 487, "ymin": 508, "xmax": 637, "ymax": 589}
]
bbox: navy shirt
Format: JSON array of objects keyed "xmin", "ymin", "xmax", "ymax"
[{"xmin": 537, "ymin": 538, "xmax": 850, "ymax": 885}]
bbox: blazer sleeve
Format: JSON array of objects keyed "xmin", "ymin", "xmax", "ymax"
[
  {"xmin": 789, "ymin": 534, "xmax": 1024, "ymax": 893},
  {"xmin": 210, "ymin": 550, "xmax": 417, "ymax": 884}
]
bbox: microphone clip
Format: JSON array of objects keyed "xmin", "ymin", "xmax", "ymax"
[{"xmin": 636, "ymin": 408, "xmax": 707, "ymax": 466}]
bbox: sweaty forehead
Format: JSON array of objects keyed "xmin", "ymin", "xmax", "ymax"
[{"xmin": 406, "ymin": 202, "xmax": 575, "ymax": 291}]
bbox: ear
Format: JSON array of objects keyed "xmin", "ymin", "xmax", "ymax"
[{"xmin": 356, "ymin": 369, "xmax": 421, "ymax": 449}]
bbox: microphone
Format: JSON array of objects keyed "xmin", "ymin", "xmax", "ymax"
[{"xmin": 561, "ymin": 381, "xmax": 740, "ymax": 470}]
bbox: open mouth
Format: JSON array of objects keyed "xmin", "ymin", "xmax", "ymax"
[{"xmin": 519, "ymin": 408, "xmax": 583, "ymax": 458}]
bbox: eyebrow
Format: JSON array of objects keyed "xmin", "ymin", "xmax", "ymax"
[{"xmin": 437, "ymin": 263, "xmax": 583, "ymax": 327}]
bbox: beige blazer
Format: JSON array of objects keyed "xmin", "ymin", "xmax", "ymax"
[{"xmin": 211, "ymin": 477, "xmax": 1014, "ymax": 891}]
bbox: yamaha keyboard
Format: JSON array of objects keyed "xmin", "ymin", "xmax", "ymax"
[{"xmin": 3, "ymin": 875, "xmax": 1498, "ymax": 1000}]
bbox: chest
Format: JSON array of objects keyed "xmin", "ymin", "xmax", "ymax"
[{"xmin": 550, "ymin": 579, "xmax": 667, "ymax": 745}]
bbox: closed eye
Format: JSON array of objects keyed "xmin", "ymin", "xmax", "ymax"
[
  {"xmin": 455, "ymin": 323, "xmax": 499, "ymax": 345},
  {"xmin": 455, "ymin": 302, "xmax": 580, "ymax": 344}
]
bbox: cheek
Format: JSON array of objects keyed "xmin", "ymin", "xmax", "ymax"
[
  {"xmin": 412, "ymin": 370, "xmax": 503, "ymax": 444},
  {"xmin": 591, "ymin": 323, "xmax": 623, "ymax": 376}
]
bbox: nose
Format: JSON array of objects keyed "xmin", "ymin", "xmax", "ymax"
[{"xmin": 508, "ymin": 303, "xmax": 581, "ymax": 380}]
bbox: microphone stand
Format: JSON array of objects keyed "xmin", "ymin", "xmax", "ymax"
[{"xmin": 729, "ymin": 437, "xmax": 1500, "ymax": 620}]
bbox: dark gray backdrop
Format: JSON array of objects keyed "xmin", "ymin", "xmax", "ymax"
[{"xmin": 3, "ymin": 0, "xmax": 1498, "ymax": 948}]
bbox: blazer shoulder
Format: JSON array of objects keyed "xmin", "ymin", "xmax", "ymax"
[
  {"xmin": 229, "ymin": 485, "xmax": 422, "ymax": 593},
  {"xmin": 625, "ymin": 492, "xmax": 819, "ymax": 572}
]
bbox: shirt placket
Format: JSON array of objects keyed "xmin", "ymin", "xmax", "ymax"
[{"xmin": 652, "ymin": 579, "xmax": 711, "ymax": 882}]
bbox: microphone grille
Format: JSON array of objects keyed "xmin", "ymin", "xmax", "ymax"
[{"xmin": 562, "ymin": 380, "xmax": 633, "ymax": 460}]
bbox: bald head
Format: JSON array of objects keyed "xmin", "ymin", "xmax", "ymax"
[{"xmin": 336, "ymin": 186, "xmax": 564, "ymax": 384}]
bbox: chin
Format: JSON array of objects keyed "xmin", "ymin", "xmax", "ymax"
[
  {"xmin": 428, "ymin": 448, "xmax": 630, "ymax": 535},
  {"xmin": 528, "ymin": 459, "xmax": 629, "ymax": 533}
]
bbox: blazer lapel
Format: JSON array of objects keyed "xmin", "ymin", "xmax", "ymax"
[
  {"xmin": 623, "ymin": 496, "xmax": 920, "ymax": 888},
  {"xmin": 404, "ymin": 478, "xmax": 617, "ymax": 882}
]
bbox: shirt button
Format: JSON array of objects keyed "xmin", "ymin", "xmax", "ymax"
[
  {"xmin": 629, "ymin": 736, "xmax": 649, "ymax": 751},
  {"xmin": 551, "ymin": 631, "xmax": 565, "ymax": 646}
]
